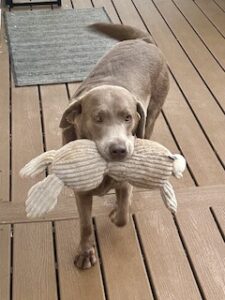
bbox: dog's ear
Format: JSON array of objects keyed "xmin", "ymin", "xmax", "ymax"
[
  {"xmin": 59, "ymin": 98, "xmax": 82, "ymax": 129},
  {"xmin": 136, "ymin": 101, "xmax": 146, "ymax": 138}
]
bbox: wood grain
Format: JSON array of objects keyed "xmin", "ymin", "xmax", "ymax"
[
  {"xmin": 135, "ymin": 210, "xmax": 201, "ymax": 299},
  {"xmin": 154, "ymin": 0, "xmax": 225, "ymax": 112},
  {"xmin": 0, "ymin": 18, "xmax": 10, "ymax": 204},
  {"xmin": 214, "ymin": 0, "xmax": 225, "ymax": 11},
  {"xmin": 1, "ymin": 185, "xmax": 225, "ymax": 224},
  {"xmin": 176, "ymin": 207, "xmax": 225, "ymax": 299},
  {"xmin": 195, "ymin": 0, "xmax": 225, "ymax": 37},
  {"xmin": 95, "ymin": 216, "xmax": 154, "ymax": 300},
  {"xmin": 173, "ymin": 0, "xmax": 225, "ymax": 69},
  {"xmin": 211, "ymin": 205, "xmax": 225, "ymax": 239},
  {"xmin": 13, "ymin": 222, "xmax": 57, "ymax": 300},
  {"xmin": 0, "ymin": 225, "xmax": 11, "ymax": 300},
  {"xmin": 55, "ymin": 220, "xmax": 105, "ymax": 300},
  {"xmin": 0, "ymin": 14, "xmax": 11, "ymax": 300},
  {"xmin": 163, "ymin": 76, "xmax": 225, "ymax": 185},
  {"xmin": 132, "ymin": 0, "xmax": 225, "ymax": 166},
  {"xmin": 11, "ymin": 81, "xmax": 58, "ymax": 299},
  {"xmin": 93, "ymin": 0, "xmax": 121, "ymax": 23}
]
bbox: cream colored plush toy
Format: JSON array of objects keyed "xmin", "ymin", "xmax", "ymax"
[{"xmin": 20, "ymin": 139, "xmax": 186, "ymax": 218}]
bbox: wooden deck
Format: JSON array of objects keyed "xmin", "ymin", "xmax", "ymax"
[{"xmin": 0, "ymin": 0, "xmax": 225, "ymax": 299}]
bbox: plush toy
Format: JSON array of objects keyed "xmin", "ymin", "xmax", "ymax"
[{"xmin": 20, "ymin": 138, "xmax": 186, "ymax": 218}]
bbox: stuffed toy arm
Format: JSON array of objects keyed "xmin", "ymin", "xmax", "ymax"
[
  {"xmin": 25, "ymin": 174, "xmax": 64, "ymax": 218},
  {"xmin": 20, "ymin": 139, "xmax": 186, "ymax": 218}
]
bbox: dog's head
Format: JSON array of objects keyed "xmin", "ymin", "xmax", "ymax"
[{"xmin": 60, "ymin": 85, "xmax": 146, "ymax": 161}]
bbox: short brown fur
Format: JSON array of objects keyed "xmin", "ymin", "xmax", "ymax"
[{"xmin": 60, "ymin": 23, "xmax": 169, "ymax": 269}]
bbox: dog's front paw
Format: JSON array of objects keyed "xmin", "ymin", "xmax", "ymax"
[
  {"xmin": 109, "ymin": 208, "xmax": 129, "ymax": 227},
  {"xmin": 74, "ymin": 246, "xmax": 97, "ymax": 269}
]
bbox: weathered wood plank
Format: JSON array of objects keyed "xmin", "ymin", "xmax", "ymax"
[
  {"xmin": 95, "ymin": 216, "xmax": 154, "ymax": 300},
  {"xmin": 0, "ymin": 15, "xmax": 11, "ymax": 300},
  {"xmin": 40, "ymin": 85, "xmax": 68, "ymax": 149},
  {"xmin": 0, "ymin": 20, "xmax": 10, "ymax": 205},
  {"xmin": 0, "ymin": 225, "xmax": 11, "ymax": 300},
  {"xmin": 13, "ymin": 222, "xmax": 57, "ymax": 299},
  {"xmin": 195, "ymin": 0, "xmax": 225, "ymax": 37},
  {"xmin": 93, "ymin": 0, "xmax": 121, "ymax": 23},
  {"xmin": 0, "ymin": 13, "xmax": 10, "ymax": 267},
  {"xmin": 211, "ymin": 205, "xmax": 225, "ymax": 239},
  {"xmin": 163, "ymin": 76, "xmax": 225, "ymax": 185},
  {"xmin": 214, "ymin": 0, "xmax": 225, "ymax": 11},
  {"xmin": 11, "ymin": 85, "xmax": 43, "ymax": 201},
  {"xmin": 132, "ymin": 0, "xmax": 225, "ymax": 168},
  {"xmin": 135, "ymin": 210, "xmax": 201, "ymax": 300},
  {"xmin": 55, "ymin": 220, "xmax": 105, "ymax": 300},
  {"xmin": 173, "ymin": 0, "xmax": 225, "ymax": 69},
  {"xmin": 176, "ymin": 207, "xmax": 225, "ymax": 299},
  {"xmin": 1, "ymin": 185, "xmax": 225, "ymax": 224},
  {"xmin": 71, "ymin": 0, "xmax": 93, "ymax": 9},
  {"xmin": 11, "ymin": 82, "xmax": 58, "ymax": 299},
  {"xmin": 154, "ymin": 0, "xmax": 225, "ymax": 112}
]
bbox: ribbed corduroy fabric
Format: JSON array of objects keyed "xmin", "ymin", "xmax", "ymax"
[{"xmin": 20, "ymin": 139, "xmax": 186, "ymax": 218}]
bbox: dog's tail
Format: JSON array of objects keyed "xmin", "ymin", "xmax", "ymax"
[
  {"xmin": 20, "ymin": 150, "xmax": 57, "ymax": 178},
  {"xmin": 88, "ymin": 23, "xmax": 154, "ymax": 44}
]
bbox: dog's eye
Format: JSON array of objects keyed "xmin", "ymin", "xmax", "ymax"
[
  {"xmin": 94, "ymin": 115, "xmax": 103, "ymax": 123},
  {"xmin": 125, "ymin": 114, "xmax": 132, "ymax": 122}
]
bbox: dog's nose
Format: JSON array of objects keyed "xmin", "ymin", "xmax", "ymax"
[{"xmin": 109, "ymin": 144, "xmax": 127, "ymax": 160}]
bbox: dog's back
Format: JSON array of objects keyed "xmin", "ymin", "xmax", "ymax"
[{"xmin": 74, "ymin": 23, "xmax": 165, "ymax": 101}]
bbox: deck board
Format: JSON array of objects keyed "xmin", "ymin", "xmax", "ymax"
[
  {"xmin": 173, "ymin": 0, "xmax": 225, "ymax": 69},
  {"xmin": 55, "ymin": 220, "xmax": 105, "ymax": 300},
  {"xmin": 195, "ymin": 0, "xmax": 225, "ymax": 37},
  {"xmin": 135, "ymin": 210, "xmax": 202, "ymax": 299},
  {"xmin": 93, "ymin": 0, "xmax": 121, "ymax": 23},
  {"xmin": 163, "ymin": 77, "xmax": 225, "ymax": 185},
  {"xmin": 1, "ymin": 0, "xmax": 225, "ymax": 299},
  {"xmin": 1, "ymin": 185, "xmax": 225, "ymax": 224},
  {"xmin": 177, "ymin": 207, "xmax": 225, "ymax": 299},
  {"xmin": 0, "ymin": 19, "xmax": 11, "ymax": 300},
  {"xmin": 211, "ymin": 206, "xmax": 225, "ymax": 239},
  {"xmin": 13, "ymin": 223, "xmax": 57, "ymax": 300},
  {"xmin": 154, "ymin": 0, "xmax": 225, "ymax": 112},
  {"xmin": 214, "ymin": 0, "xmax": 225, "ymax": 11},
  {"xmin": 95, "ymin": 216, "xmax": 154, "ymax": 300},
  {"xmin": 11, "ymin": 80, "xmax": 58, "ymax": 299},
  {"xmin": 0, "ymin": 225, "xmax": 11, "ymax": 300},
  {"xmin": 133, "ymin": 0, "xmax": 225, "ymax": 166}
]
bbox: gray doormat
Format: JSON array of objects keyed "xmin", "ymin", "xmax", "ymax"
[{"xmin": 5, "ymin": 8, "xmax": 116, "ymax": 86}]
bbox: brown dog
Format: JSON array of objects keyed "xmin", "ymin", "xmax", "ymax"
[{"xmin": 60, "ymin": 23, "xmax": 169, "ymax": 269}]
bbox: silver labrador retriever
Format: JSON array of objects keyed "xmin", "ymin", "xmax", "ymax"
[{"xmin": 60, "ymin": 23, "xmax": 169, "ymax": 269}]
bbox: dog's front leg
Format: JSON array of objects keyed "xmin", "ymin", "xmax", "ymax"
[
  {"xmin": 74, "ymin": 191, "xmax": 97, "ymax": 269},
  {"xmin": 109, "ymin": 182, "xmax": 133, "ymax": 227}
]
